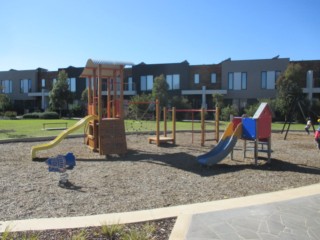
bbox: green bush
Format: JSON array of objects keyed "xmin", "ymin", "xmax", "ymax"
[
  {"xmin": 23, "ymin": 112, "xmax": 40, "ymax": 119},
  {"xmin": 71, "ymin": 104, "xmax": 86, "ymax": 117},
  {"xmin": 170, "ymin": 96, "xmax": 192, "ymax": 121},
  {"xmin": 221, "ymin": 105, "xmax": 239, "ymax": 121},
  {"xmin": 4, "ymin": 111, "xmax": 17, "ymax": 119},
  {"xmin": 22, "ymin": 111, "xmax": 59, "ymax": 119},
  {"xmin": 39, "ymin": 111, "xmax": 59, "ymax": 119}
]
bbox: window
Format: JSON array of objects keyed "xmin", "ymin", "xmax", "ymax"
[
  {"xmin": 127, "ymin": 77, "xmax": 133, "ymax": 91},
  {"xmin": 194, "ymin": 74, "xmax": 200, "ymax": 84},
  {"xmin": 67, "ymin": 78, "xmax": 76, "ymax": 92},
  {"xmin": 211, "ymin": 73, "xmax": 217, "ymax": 83},
  {"xmin": 1, "ymin": 80, "xmax": 12, "ymax": 93},
  {"xmin": 20, "ymin": 79, "xmax": 31, "ymax": 93},
  {"xmin": 41, "ymin": 79, "xmax": 46, "ymax": 88},
  {"xmin": 241, "ymin": 72, "xmax": 247, "ymax": 89},
  {"xmin": 228, "ymin": 72, "xmax": 247, "ymax": 90},
  {"xmin": 166, "ymin": 74, "xmax": 180, "ymax": 90},
  {"xmin": 140, "ymin": 75, "xmax": 153, "ymax": 91},
  {"xmin": 261, "ymin": 71, "xmax": 280, "ymax": 89}
]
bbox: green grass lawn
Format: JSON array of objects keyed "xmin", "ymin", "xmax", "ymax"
[{"xmin": 0, "ymin": 118, "xmax": 307, "ymax": 140}]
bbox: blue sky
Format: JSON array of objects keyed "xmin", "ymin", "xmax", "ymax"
[{"xmin": 0, "ymin": 0, "xmax": 319, "ymax": 71}]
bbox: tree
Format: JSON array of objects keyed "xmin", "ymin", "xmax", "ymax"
[
  {"xmin": 171, "ymin": 95, "xmax": 192, "ymax": 120},
  {"xmin": 276, "ymin": 63, "xmax": 305, "ymax": 118},
  {"xmin": 221, "ymin": 105, "xmax": 238, "ymax": 121},
  {"xmin": 212, "ymin": 93, "xmax": 224, "ymax": 108},
  {"xmin": 81, "ymin": 88, "xmax": 88, "ymax": 102},
  {"xmin": 152, "ymin": 74, "xmax": 169, "ymax": 108},
  {"xmin": 128, "ymin": 93, "xmax": 153, "ymax": 120},
  {"xmin": 0, "ymin": 94, "xmax": 12, "ymax": 112},
  {"xmin": 49, "ymin": 70, "xmax": 73, "ymax": 117}
]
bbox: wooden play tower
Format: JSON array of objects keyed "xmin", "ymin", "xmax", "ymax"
[{"xmin": 80, "ymin": 59, "xmax": 133, "ymax": 156}]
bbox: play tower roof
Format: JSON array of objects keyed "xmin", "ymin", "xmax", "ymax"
[{"xmin": 80, "ymin": 59, "xmax": 134, "ymax": 78}]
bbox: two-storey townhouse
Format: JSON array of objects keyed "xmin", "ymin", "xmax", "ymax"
[
  {"xmin": 131, "ymin": 60, "xmax": 190, "ymax": 102},
  {"xmin": 291, "ymin": 60, "xmax": 320, "ymax": 101},
  {"xmin": 221, "ymin": 57, "xmax": 290, "ymax": 110},
  {"xmin": 131, "ymin": 61, "xmax": 226, "ymax": 109},
  {"xmin": 29, "ymin": 68, "xmax": 58, "ymax": 111},
  {"xmin": 58, "ymin": 66, "xmax": 87, "ymax": 107},
  {"xmin": 29, "ymin": 66, "xmax": 86, "ymax": 112},
  {"xmin": 2, "ymin": 58, "xmax": 320, "ymax": 116},
  {"xmin": 184, "ymin": 64, "xmax": 225, "ymax": 109},
  {"xmin": 0, "ymin": 68, "xmax": 41, "ymax": 114}
]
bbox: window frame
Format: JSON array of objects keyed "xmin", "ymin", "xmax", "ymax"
[
  {"xmin": 261, "ymin": 70, "xmax": 280, "ymax": 89},
  {"xmin": 228, "ymin": 72, "xmax": 247, "ymax": 90},
  {"xmin": 166, "ymin": 74, "xmax": 180, "ymax": 90},
  {"xmin": 211, "ymin": 73, "xmax": 217, "ymax": 84},
  {"xmin": 67, "ymin": 77, "xmax": 76, "ymax": 92},
  {"xmin": 140, "ymin": 75, "xmax": 153, "ymax": 91},
  {"xmin": 194, "ymin": 73, "xmax": 200, "ymax": 84},
  {"xmin": 20, "ymin": 79, "xmax": 32, "ymax": 93},
  {"xmin": 1, "ymin": 80, "xmax": 13, "ymax": 94}
]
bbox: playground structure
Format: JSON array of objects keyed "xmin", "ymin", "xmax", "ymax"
[
  {"xmin": 281, "ymin": 98, "xmax": 318, "ymax": 140},
  {"xmin": 197, "ymin": 102, "xmax": 272, "ymax": 166},
  {"xmin": 31, "ymin": 59, "xmax": 133, "ymax": 160},
  {"xmin": 148, "ymin": 101, "xmax": 220, "ymax": 146},
  {"xmin": 148, "ymin": 99, "xmax": 176, "ymax": 145}
]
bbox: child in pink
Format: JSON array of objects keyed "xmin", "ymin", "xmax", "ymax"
[{"xmin": 315, "ymin": 127, "xmax": 320, "ymax": 149}]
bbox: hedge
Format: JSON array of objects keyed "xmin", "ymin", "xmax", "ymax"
[{"xmin": 23, "ymin": 112, "xmax": 59, "ymax": 119}]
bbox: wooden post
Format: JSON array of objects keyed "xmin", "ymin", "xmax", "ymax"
[
  {"xmin": 119, "ymin": 66, "xmax": 124, "ymax": 119},
  {"xmin": 98, "ymin": 64, "xmax": 102, "ymax": 122},
  {"xmin": 163, "ymin": 107, "xmax": 167, "ymax": 137},
  {"xmin": 156, "ymin": 99, "xmax": 160, "ymax": 146},
  {"xmin": 107, "ymin": 77, "xmax": 111, "ymax": 118},
  {"xmin": 87, "ymin": 76, "xmax": 92, "ymax": 115},
  {"xmin": 112, "ymin": 70, "xmax": 117, "ymax": 118},
  {"xmin": 172, "ymin": 107, "xmax": 176, "ymax": 144},
  {"xmin": 93, "ymin": 71, "xmax": 97, "ymax": 116},
  {"xmin": 215, "ymin": 107, "xmax": 220, "ymax": 142},
  {"xmin": 201, "ymin": 108, "xmax": 205, "ymax": 146}
]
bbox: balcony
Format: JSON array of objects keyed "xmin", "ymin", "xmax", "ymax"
[{"xmin": 28, "ymin": 89, "xmax": 50, "ymax": 97}]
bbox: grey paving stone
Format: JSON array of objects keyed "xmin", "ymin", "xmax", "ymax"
[{"xmin": 185, "ymin": 194, "xmax": 320, "ymax": 240}]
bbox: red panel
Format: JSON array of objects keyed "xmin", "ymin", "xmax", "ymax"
[
  {"xmin": 232, "ymin": 117, "xmax": 242, "ymax": 131},
  {"xmin": 257, "ymin": 116, "xmax": 272, "ymax": 139}
]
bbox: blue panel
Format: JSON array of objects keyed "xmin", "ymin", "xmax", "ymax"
[{"xmin": 242, "ymin": 118, "xmax": 256, "ymax": 140}]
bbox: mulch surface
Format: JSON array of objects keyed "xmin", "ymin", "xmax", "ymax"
[{"xmin": 1, "ymin": 130, "xmax": 320, "ymax": 239}]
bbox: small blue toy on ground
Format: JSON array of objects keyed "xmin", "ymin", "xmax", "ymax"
[{"xmin": 46, "ymin": 152, "xmax": 76, "ymax": 187}]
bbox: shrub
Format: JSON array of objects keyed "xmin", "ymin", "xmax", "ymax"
[
  {"xmin": 221, "ymin": 105, "xmax": 239, "ymax": 121},
  {"xmin": 128, "ymin": 94, "xmax": 154, "ymax": 120},
  {"xmin": 23, "ymin": 112, "xmax": 40, "ymax": 119},
  {"xmin": 39, "ymin": 111, "xmax": 59, "ymax": 119},
  {"xmin": 22, "ymin": 111, "xmax": 59, "ymax": 119},
  {"xmin": 4, "ymin": 111, "xmax": 17, "ymax": 119},
  {"xmin": 170, "ymin": 96, "xmax": 192, "ymax": 121},
  {"xmin": 71, "ymin": 104, "xmax": 86, "ymax": 117}
]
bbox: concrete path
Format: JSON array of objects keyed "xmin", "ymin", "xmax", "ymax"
[
  {"xmin": 1, "ymin": 183, "xmax": 320, "ymax": 240},
  {"xmin": 184, "ymin": 194, "xmax": 320, "ymax": 240}
]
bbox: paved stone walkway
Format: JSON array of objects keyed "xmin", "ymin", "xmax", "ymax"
[
  {"xmin": 1, "ymin": 184, "xmax": 320, "ymax": 240},
  {"xmin": 185, "ymin": 194, "xmax": 320, "ymax": 240}
]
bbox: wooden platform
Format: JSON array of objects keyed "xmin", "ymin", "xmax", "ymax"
[{"xmin": 148, "ymin": 136, "xmax": 175, "ymax": 145}]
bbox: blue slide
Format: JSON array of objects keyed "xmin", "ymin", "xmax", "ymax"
[{"xmin": 197, "ymin": 123, "xmax": 242, "ymax": 166}]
